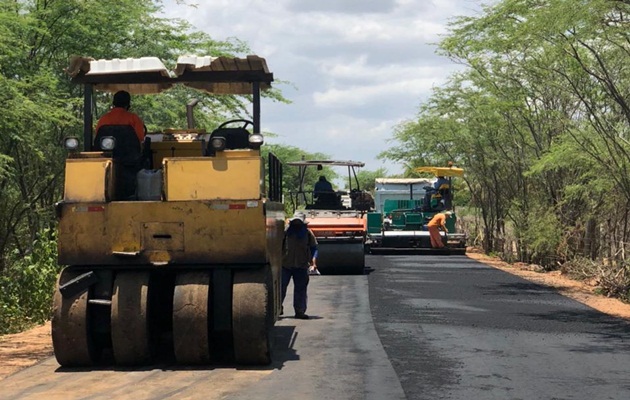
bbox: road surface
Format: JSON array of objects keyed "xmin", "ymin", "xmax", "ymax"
[
  {"xmin": 2, "ymin": 254, "xmax": 630, "ymax": 399},
  {"xmin": 0, "ymin": 271, "xmax": 404, "ymax": 400},
  {"xmin": 369, "ymin": 254, "xmax": 630, "ymax": 399}
]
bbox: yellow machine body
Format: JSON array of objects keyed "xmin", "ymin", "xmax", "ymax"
[
  {"xmin": 59, "ymin": 150, "xmax": 282, "ymax": 267},
  {"xmin": 150, "ymin": 139, "xmax": 206, "ymax": 167},
  {"xmin": 53, "ymin": 54, "xmax": 282, "ymax": 367},
  {"xmin": 55, "ymin": 145, "xmax": 284, "ymax": 367}
]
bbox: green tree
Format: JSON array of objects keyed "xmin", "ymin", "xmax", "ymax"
[
  {"xmin": 382, "ymin": 0, "xmax": 630, "ymax": 273},
  {"xmin": 0, "ymin": 0, "xmax": 290, "ymax": 332},
  {"xmin": 0, "ymin": 0, "xmax": 286, "ymax": 270},
  {"xmin": 355, "ymin": 167, "xmax": 388, "ymax": 193}
]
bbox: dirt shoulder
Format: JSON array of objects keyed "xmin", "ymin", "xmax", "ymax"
[
  {"xmin": 0, "ymin": 321, "xmax": 52, "ymax": 381},
  {"xmin": 2, "ymin": 251, "xmax": 630, "ymax": 381}
]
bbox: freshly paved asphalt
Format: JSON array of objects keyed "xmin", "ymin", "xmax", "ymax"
[
  {"xmin": 368, "ymin": 254, "xmax": 630, "ymax": 400},
  {"xmin": 2, "ymin": 254, "xmax": 630, "ymax": 399},
  {"xmin": 0, "ymin": 271, "xmax": 405, "ymax": 400}
]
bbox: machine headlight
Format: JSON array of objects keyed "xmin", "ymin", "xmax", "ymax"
[
  {"xmin": 100, "ymin": 136, "xmax": 116, "ymax": 151},
  {"xmin": 64, "ymin": 137, "xmax": 80, "ymax": 151},
  {"xmin": 248, "ymin": 133, "xmax": 264, "ymax": 149},
  {"xmin": 210, "ymin": 136, "xmax": 226, "ymax": 152}
]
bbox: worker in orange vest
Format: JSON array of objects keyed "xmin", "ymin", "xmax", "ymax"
[
  {"xmin": 427, "ymin": 211, "xmax": 452, "ymax": 248},
  {"xmin": 95, "ymin": 90, "xmax": 145, "ymax": 142}
]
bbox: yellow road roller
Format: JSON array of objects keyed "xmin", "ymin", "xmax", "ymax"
[{"xmin": 52, "ymin": 55, "xmax": 284, "ymax": 366}]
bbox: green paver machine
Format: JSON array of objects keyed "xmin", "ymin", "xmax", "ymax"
[{"xmin": 366, "ymin": 166, "xmax": 466, "ymax": 255}]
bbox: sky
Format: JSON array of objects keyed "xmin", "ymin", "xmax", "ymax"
[{"xmin": 162, "ymin": 0, "xmax": 489, "ymax": 176}]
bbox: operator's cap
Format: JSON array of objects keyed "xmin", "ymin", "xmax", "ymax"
[
  {"xmin": 289, "ymin": 211, "xmax": 308, "ymax": 224},
  {"xmin": 444, "ymin": 211, "xmax": 453, "ymax": 216}
]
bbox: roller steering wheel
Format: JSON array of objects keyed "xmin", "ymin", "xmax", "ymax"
[{"xmin": 216, "ymin": 119, "xmax": 254, "ymax": 130}]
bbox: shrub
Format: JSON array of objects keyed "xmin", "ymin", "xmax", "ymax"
[
  {"xmin": 561, "ymin": 257, "xmax": 630, "ymax": 302},
  {"xmin": 0, "ymin": 229, "xmax": 61, "ymax": 334}
]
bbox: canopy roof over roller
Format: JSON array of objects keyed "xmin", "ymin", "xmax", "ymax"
[
  {"xmin": 415, "ymin": 166, "xmax": 464, "ymax": 177},
  {"xmin": 286, "ymin": 159, "xmax": 367, "ymax": 195},
  {"xmin": 67, "ymin": 55, "xmax": 273, "ymax": 95},
  {"xmin": 70, "ymin": 55, "xmax": 274, "ymax": 149},
  {"xmin": 286, "ymin": 160, "xmax": 365, "ymax": 168},
  {"xmin": 375, "ymin": 178, "xmax": 431, "ymax": 185}
]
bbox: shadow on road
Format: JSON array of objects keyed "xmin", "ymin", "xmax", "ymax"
[
  {"xmin": 482, "ymin": 281, "xmax": 567, "ymax": 296},
  {"xmin": 54, "ymin": 325, "xmax": 300, "ymax": 374}
]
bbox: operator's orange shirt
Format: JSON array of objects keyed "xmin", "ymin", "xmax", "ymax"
[
  {"xmin": 95, "ymin": 107, "xmax": 145, "ymax": 142},
  {"xmin": 428, "ymin": 213, "xmax": 447, "ymax": 228}
]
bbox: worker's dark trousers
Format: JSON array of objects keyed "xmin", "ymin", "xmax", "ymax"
[{"xmin": 281, "ymin": 267, "xmax": 310, "ymax": 314}]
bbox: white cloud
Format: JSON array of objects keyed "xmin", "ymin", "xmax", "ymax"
[
  {"xmin": 285, "ymin": 0, "xmax": 398, "ymax": 14},
  {"xmin": 161, "ymin": 0, "xmax": 488, "ymax": 174},
  {"xmin": 312, "ymin": 78, "xmax": 440, "ymax": 109},
  {"xmin": 318, "ymin": 56, "xmax": 452, "ymax": 86},
  {"xmin": 307, "ymin": 14, "xmax": 446, "ymax": 44}
]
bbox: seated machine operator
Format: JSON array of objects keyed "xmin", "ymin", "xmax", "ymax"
[
  {"xmin": 433, "ymin": 176, "xmax": 449, "ymax": 192},
  {"xmin": 94, "ymin": 90, "xmax": 146, "ymax": 200},
  {"xmin": 313, "ymin": 176, "xmax": 337, "ymax": 205},
  {"xmin": 95, "ymin": 90, "xmax": 145, "ymax": 142},
  {"xmin": 424, "ymin": 176, "xmax": 450, "ymax": 210}
]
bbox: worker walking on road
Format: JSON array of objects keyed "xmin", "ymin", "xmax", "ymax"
[
  {"xmin": 427, "ymin": 211, "xmax": 452, "ymax": 248},
  {"xmin": 282, "ymin": 211, "xmax": 318, "ymax": 319}
]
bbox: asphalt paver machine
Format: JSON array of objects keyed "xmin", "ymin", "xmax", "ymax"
[{"xmin": 367, "ymin": 166, "xmax": 466, "ymax": 255}]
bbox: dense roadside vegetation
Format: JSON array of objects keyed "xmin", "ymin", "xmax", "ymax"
[
  {"xmin": 0, "ymin": 0, "xmax": 293, "ymax": 334},
  {"xmin": 0, "ymin": 0, "xmax": 224, "ymax": 333},
  {"xmin": 382, "ymin": 0, "xmax": 630, "ymax": 300},
  {"xmin": 4, "ymin": 0, "xmax": 630, "ymax": 334},
  {"xmin": 0, "ymin": 0, "xmax": 380, "ymax": 334}
]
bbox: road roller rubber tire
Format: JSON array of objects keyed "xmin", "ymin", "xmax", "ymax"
[
  {"xmin": 232, "ymin": 266, "xmax": 273, "ymax": 365},
  {"xmin": 111, "ymin": 271, "xmax": 152, "ymax": 365},
  {"xmin": 172, "ymin": 271, "xmax": 211, "ymax": 364},
  {"xmin": 51, "ymin": 268, "xmax": 97, "ymax": 367}
]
